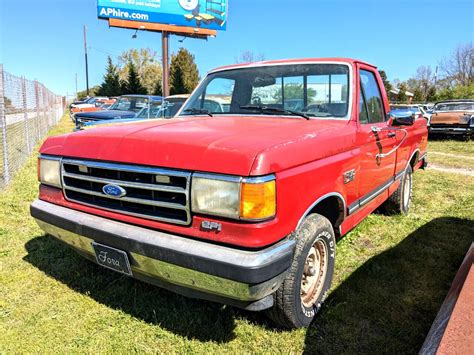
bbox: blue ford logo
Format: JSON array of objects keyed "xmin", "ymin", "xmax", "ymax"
[{"xmin": 102, "ymin": 184, "xmax": 126, "ymax": 198}]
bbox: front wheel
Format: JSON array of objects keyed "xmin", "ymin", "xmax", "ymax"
[{"xmin": 266, "ymin": 214, "xmax": 335, "ymax": 328}]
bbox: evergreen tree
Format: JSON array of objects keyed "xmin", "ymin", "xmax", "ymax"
[
  {"xmin": 426, "ymin": 86, "xmax": 437, "ymax": 102},
  {"xmin": 96, "ymin": 56, "xmax": 122, "ymax": 97},
  {"xmin": 169, "ymin": 48, "xmax": 199, "ymax": 95},
  {"xmin": 397, "ymin": 83, "xmax": 408, "ymax": 103},
  {"xmin": 124, "ymin": 61, "xmax": 147, "ymax": 94},
  {"xmin": 378, "ymin": 70, "xmax": 392, "ymax": 94},
  {"xmin": 153, "ymin": 78, "xmax": 163, "ymax": 96},
  {"xmin": 413, "ymin": 88, "xmax": 423, "ymax": 103}
]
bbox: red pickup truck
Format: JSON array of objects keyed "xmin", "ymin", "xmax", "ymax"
[{"xmin": 31, "ymin": 58, "xmax": 428, "ymax": 328}]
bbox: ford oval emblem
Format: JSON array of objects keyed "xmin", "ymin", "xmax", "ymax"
[{"xmin": 102, "ymin": 184, "xmax": 126, "ymax": 198}]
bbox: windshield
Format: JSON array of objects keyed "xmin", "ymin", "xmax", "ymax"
[
  {"xmin": 135, "ymin": 99, "xmax": 185, "ymax": 119},
  {"xmin": 434, "ymin": 102, "xmax": 474, "ymax": 112},
  {"xmin": 109, "ymin": 96, "xmax": 149, "ymax": 112},
  {"xmin": 180, "ymin": 63, "xmax": 351, "ymax": 119}
]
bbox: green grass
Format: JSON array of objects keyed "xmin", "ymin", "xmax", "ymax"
[
  {"xmin": 428, "ymin": 137, "xmax": 474, "ymax": 155},
  {"xmin": 1, "ymin": 114, "xmax": 473, "ymax": 353},
  {"xmin": 428, "ymin": 138, "xmax": 474, "ymax": 170}
]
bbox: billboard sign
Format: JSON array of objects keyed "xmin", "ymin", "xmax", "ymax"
[{"xmin": 97, "ymin": 0, "xmax": 227, "ymax": 31}]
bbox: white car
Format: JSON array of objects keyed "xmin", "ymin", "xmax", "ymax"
[{"xmin": 70, "ymin": 97, "xmax": 108, "ymax": 110}]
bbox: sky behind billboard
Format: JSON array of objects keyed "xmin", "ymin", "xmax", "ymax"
[{"xmin": 0, "ymin": 0, "xmax": 473, "ymax": 96}]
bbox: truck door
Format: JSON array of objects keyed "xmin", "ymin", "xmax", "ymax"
[{"xmin": 356, "ymin": 68, "xmax": 397, "ymax": 203}]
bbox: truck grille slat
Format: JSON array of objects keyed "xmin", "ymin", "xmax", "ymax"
[{"xmin": 61, "ymin": 159, "xmax": 191, "ymax": 225}]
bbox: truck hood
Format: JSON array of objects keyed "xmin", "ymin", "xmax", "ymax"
[
  {"xmin": 431, "ymin": 111, "xmax": 473, "ymax": 125},
  {"xmin": 40, "ymin": 115, "xmax": 355, "ymax": 176}
]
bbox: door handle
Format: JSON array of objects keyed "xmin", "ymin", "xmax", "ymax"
[{"xmin": 387, "ymin": 132, "xmax": 396, "ymax": 138}]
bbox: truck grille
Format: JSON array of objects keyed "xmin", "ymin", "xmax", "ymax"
[{"xmin": 61, "ymin": 159, "xmax": 191, "ymax": 225}]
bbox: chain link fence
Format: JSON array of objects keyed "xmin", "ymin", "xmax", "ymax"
[{"xmin": 0, "ymin": 64, "xmax": 65, "ymax": 189}]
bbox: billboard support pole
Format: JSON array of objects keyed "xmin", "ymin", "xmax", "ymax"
[
  {"xmin": 83, "ymin": 25, "xmax": 90, "ymax": 96},
  {"xmin": 162, "ymin": 31, "xmax": 170, "ymax": 97}
]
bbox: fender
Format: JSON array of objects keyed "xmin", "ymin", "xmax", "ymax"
[
  {"xmin": 406, "ymin": 148, "xmax": 420, "ymax": 171},
  {"xmin": 295, "ymin": 192, "xmax": 347, "ymax": 231}
]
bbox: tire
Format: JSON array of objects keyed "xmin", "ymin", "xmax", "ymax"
[
  {"xmin": 382, "ymin": 165, "xmax": 413, "ymax": 215},
  {"xmin": 266, "ymin": 214, "xmax": 335, "ymax": 329}
]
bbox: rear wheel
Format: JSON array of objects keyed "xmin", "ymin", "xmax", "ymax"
[
  {"xmin": 266, "ymin": 214, "xmax": 335, "ymax": 328},
  {"xmin": 382, "ymin": 165, "xmax": 413, "ymax": 215}
]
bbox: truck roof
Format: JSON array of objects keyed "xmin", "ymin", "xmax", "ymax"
[{"xmin": 209, "ymin": 58, "xmax": 376, "ymax": 73}]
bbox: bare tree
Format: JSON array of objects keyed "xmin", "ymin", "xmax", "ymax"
[
  {"xmin": 415, "ymin": 65, "xmax": 434, "ymax": 99},
  {"xmin": 439, "ymin": 42, "xmax": 473, "ymax": 86},
  {"xmin": 235, "ymin": 51, "xmax": 265, "ymax": 64}
]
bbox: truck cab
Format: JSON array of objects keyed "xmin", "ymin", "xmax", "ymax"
[{"xmin": 31, "ymin": 58, "xmax": 428, "ymax": 328}]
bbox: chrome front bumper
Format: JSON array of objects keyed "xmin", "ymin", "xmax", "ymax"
[
  {"xmin": 429, "ymin": 126, "xmax": 473, "ymax": 135},
  {"xmin": 30, "ymin": 200, "xmax": 295, "ymax": 310}
]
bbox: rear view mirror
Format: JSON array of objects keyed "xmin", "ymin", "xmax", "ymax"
[
  {"xmin": 388, "ymin": 111, "xmax": 414, "ymax": 126},
  {"xmin": 253, "ymin": 75, "xmax": 276, "ymax": 87}
]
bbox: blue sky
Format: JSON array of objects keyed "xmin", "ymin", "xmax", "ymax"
[{"xmin": 1, "ymin": 0, "xmax": 473, "ymax": 96}]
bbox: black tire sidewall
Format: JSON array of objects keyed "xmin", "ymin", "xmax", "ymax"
[
  {"xmin": 400, "ymin": 166, "xmax": 413, "ymax": 214},
  {"xmin": 292, "ymin": 222, "xmax": 335, "ymax": 327}
]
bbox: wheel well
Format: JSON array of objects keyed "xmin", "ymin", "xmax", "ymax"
[
  {"xmin": 306, "ymin": 196, "xmax": 345, "ymax": 236},
  {"xmin": 409, "ymin": 151, "xmax": 419, "ymax": 169}
]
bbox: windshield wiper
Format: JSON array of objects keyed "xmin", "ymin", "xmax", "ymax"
[
  {"xmin": 182, "ymin": 108, "xmax": 213, "ymax": 117},
  {"xmin": 239, "ymin": 105, "xmax": 310, "ymax": 120}
]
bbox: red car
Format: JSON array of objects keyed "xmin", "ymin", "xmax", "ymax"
[{"xmin": 31, "ymin": 58, "xmax": 428, "ymax": 328}]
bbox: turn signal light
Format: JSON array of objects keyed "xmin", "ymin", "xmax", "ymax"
[{"xmin": 240, "ymin": 180, "xmax": 276, "ymax": 220}]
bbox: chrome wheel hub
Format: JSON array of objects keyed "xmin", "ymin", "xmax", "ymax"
[{"xmin": 301, "ymin": 239, "xmax": 328, "ymax": 308}]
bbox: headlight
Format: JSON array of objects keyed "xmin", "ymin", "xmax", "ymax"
[
  {"xmin": 191, "ymin": 173, "xmax": 276, "ymax": 221},
  {"xmin": 38, "ymin": 156, "xmax": 62, "ymax": 188}
]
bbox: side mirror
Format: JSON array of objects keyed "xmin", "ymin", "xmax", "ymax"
[{"xmin": 388, "ymin": 111, "xmax": 415, "ymax": 126}]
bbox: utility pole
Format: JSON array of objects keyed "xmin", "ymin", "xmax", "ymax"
[
  {"xmin": 75, "ymin": 73, "xmax": 78, "ymax": 100},
  {"xmin": 83, "ymin": 25, "xmax": 90, "ymax": 96},
  {"xmin": 162, "ymin": 31, "xmax": 170, "ymax": 97}
]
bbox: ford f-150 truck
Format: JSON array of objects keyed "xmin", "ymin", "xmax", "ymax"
[{"xmin": 31, "ymin": 58, "xmax": 428, "ymax": 328}]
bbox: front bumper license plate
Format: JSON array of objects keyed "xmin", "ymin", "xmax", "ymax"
[{"xmin": 92, "ymin": 242, "xmax": 132, "ymax": 276}]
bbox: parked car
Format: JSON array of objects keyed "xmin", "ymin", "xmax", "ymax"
[
  {"xmin": 78, "ymin": 95, "xmax": 187, "ymax": 130},
  {"xmin": 72, "ymin": 100, "xmax": 113, "ymax": 120},
  {"xmin": 70, "ymin": 99, "xmax": 116, "ymax": 120},
  {"xmin": 161, "ymin": 94, "xmax": 190, "ymax": 117},
  {"xmin": 70, "ymin": 96, "xmax": 109, "ymax": 110},
  {"xmin": 74, "ymin": 95, "xmax": 162, "ymax": 129},
  {"xmin": 429, "ymin": 99, "xmax": 474, "ymax": 138},
  {"xmin": 31, "ymin": 58, "xmax": 427, "ymax": 329},
  {"xmin": 140, "ymin": 94, "xmax": 190, "ymax": 119}
]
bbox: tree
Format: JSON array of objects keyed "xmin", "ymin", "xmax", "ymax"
[
  {"xmin": 435, "ymin": 83, "xmax": 474, "ymax": 101},
  {"xmin": 439, "ymin": 42, "xmax": 473, "ymax": 86},
  {"xmin": 397, "ymin": 83, "xmax": 408, "ymax": 103},
  {"xmin": 273, "ymin": 83, "xmax": 316, "ymax": 102},
  {"xmin": 77, "ymin": 85, "xmax": 100, "ymax": 99},
  {"xmin": 378, "ymin": 70, "xmax": 392, "ymax": 95},
  {"xmin": 123, "ymin": 61, "xmax": 147, "ymax": 94},
  {"xmin": 169, "ymin": 48, "xmax": 199, "ymax": 95},
  {"xmin": 235, "ymin": 51, "xmax": 265, "ymax": 63},
  {"xmin": 415, "ymin": 66, "xmax": 434, "ymax": 100},
  {"xmin": 426, "ymin": 86, "xmax": 437, "ymax": 102},
  {"xmin": 118, "ymin": 48, "xmax": 162, "ymax": 94},
  {"xmin": 412, "ymin": 87, "xmax": 423, "ymax": 103},
  {"xmin": 96, "ymin": 56, "xmax": 122, "ymax": 97},
  {"xmin": 153, "ymin": 78, "xmax": 163, "ymax": 96}
]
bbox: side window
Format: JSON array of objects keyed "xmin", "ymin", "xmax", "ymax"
[
  {"xmin": 360, "ymin": 70, "xmax": 385, "ymax": 123},
  {"xmin": 359, "ymin": 85, "xmax": 369, "ymax": 124}
]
